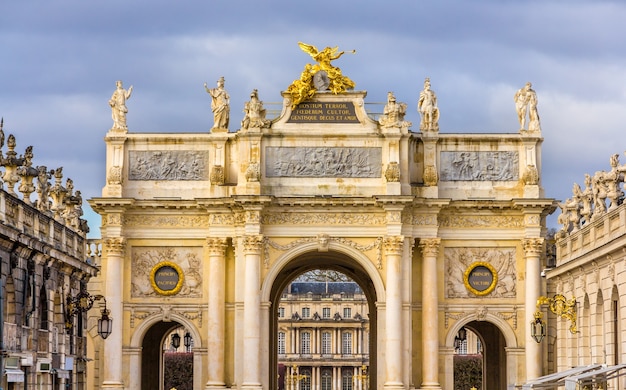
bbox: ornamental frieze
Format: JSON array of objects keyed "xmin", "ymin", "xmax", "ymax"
[
  {"xmin": 444, "ymin": 247, "xmax": 517, "ymax": 298},
  {"xmin": 129, "ymin": 150, "xmax": 209, "ymax": 181},
  {"xmin": 261, "ymin": 212, "xmax": 387, "ymax": 225},
  {"xmin": 123, "ymin": 214, "xmax": 209, "ymax": 228},
  {"xmin": 265, "ymin": 147, "xmax": 382, "ymax": 178},
  {"xmin": 131, "ymin": 247, "xmax": 203, "ymax": 298},
  {"xmin": 440, "ymin": 151, "xmax": 519, "ymax": 181},
  {"xmin": 438, "ymin": 214, "xmax": 524, "ymax": 228}
]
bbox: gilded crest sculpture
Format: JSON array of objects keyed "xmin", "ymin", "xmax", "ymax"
[{"xmin": 286, "ymin": 42, "xmax": 356, "ymax": 108}]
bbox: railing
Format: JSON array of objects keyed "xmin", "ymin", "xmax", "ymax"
[{"xmin": 0, "ymin": 190, "xmax": 87, "ymax": 259}]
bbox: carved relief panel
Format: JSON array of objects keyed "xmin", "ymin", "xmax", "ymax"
[
  {"xmin": 440, "ymin": 151, "xmax": 519, "ymax": 181},
  {"xmin": 265, "ymin": 147, "xmax": 382, "ymax": 178},
  {"xmin": 131, "ymin": 246, "xmax": 203, "ymax": 298},
  {"xmin": 444, "ymin": 247, "xmax": 517, "ymax": 298},
  {"xmin": 129, "ymin": 151, "xmax": 209, "ymax": 181}
]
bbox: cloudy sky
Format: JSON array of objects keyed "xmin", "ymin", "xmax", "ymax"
[{"xmin": 2, "ymin": 0, "xmax": 626, "ymax": 237}]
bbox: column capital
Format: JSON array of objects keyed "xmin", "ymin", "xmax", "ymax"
[
  {"xmin": 383, "ymin": 235, "xmax": 404, "ymax": 255},
  {"xmin": 418, "ymin": 237, "xmax": 441, "ymax": 257},
  {"xmin": 104, "ymin": 237, "xmax": 126, "ymax": 256},
  {"xmin": 522, "ymin": 237, "xmax": 544, "ymax": 256},
  {"xmin": 242, "ymin": 235, "xmax": 264, "ymax": 254},
  {"xmin": 206, "ymin": 237, "xmax": 228, "ymax": 255}
]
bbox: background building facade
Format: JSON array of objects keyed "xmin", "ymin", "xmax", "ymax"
[{"xmin": 0, "ymin": 123, "xmax": 96, "ymax": 390}]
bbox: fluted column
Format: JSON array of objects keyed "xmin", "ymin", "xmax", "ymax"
[
  {"xmin": 523, "ymin": 238, "xmax": 544, "ymax": 380},
  {"xmin": 384, "ymin": 236, "xmax": 405, "ymax": 390},
  {"xmin": 419, "ymin": 238, "xmax": 441, "ymax": 390},
  {"xmin": 101, "ymin": 237, "xmax": 126, "ymax": 390},
  {"xmin": 205, "ymin": 238, "xmax": 228, "ymax": 390},
  {"xmin": 241, "ymin": 235, "xmax": 263, "ymax": 390}
]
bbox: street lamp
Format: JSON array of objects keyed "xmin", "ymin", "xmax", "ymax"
[
  {"xmin": 532, "ymin": 294, "xmax": 577, "ymax": 343},
  {"xmin": 286, "ymin": 364, "xmax": 308, "ymax": 390},
  {"xmin": 184, "ymin": 332, "xmax": 192, "ymax": 351},
  {"xmin": 353, "ymin": 365, "xmax": 369, "ymax": 390},
  {"xmin": 171, "ymin": 332, "xmax": 181, "ymax": 350},
  {"xmin": 65, "ymin": 288, "xmax": 112, "ymax": 339}
]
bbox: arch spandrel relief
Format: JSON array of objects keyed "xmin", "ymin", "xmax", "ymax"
[
  {"xmin": 445, "ymin": 247, "xmax": 517, "ymax": 298},
  {"xmin": 131, "ymin": 247, "xmax": 203, "ymax": 297}
]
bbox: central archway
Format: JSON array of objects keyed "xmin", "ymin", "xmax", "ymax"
[{"xmin": 267, "ymin": 249, "xmax": 379, "ymax": 390}]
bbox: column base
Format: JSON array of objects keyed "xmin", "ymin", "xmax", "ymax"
[
  {"xmin": 101, "ymin": 381, "xmax": 125, "ymax": 389},
  {"xmin": 241, "ymin": 383, "xmax": 262, "ymax": 390},
  {"xmin": 418, "ymin": 382, "xmax": 442, "ymax": 390},
  {"xmin": 384, "ymin": 381, "xmax": 406, "ymax": 390},
  {"xmin": 205, "ymin": 382, "xmax": 227, "ymax": 390}
]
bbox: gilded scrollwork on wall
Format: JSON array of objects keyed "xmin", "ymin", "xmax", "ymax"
[
  {"xmin": 440, "ymin": 151, "xmax": 519, "ymax": 181},
  {"xmin": 129, "ymin": 151, "xmax": 209, "ymax": 181},
  {"xmin": 131, "ymin": 247, "xmax": 203, "ymax": 298},
  {"xmin": 444, "ymin": 247, "xmax": 517, "ymax": 298}
]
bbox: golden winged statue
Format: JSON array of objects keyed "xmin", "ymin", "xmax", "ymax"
[{"xmin": 286, "ymin": 42, "xmax": 356, "ymax": 108}]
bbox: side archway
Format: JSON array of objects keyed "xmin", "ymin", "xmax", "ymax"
[
  {"xmin": 445, "ymin": 314, "xmax": 518, "ymax": 390},
  {"xmin": 129, "ymin": 313, "xmax": 203, "ymax": 390}
]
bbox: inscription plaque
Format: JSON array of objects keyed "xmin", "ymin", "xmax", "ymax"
[
  {"xmin": 463, "ymin": 261, "xmax": 498, "ymax": 296},
  {"xmin": 150, "ymin": 261, "xmax": 184, "ymax": 296},
  {"xmin": 287, "ymin": 102, "xmax": 359, "ymax": 123},
  {"xmin": 266, "ymin": 147, "xmax": 382, "ymax": 178}
]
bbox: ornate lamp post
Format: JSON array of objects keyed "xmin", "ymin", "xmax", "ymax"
[
  {"xmin": 286, "ymin": 365, "xmax": 308, "ymax": 390},
  {"xmin": 353, "ymin": 365, "xmax": 369, "ymax": 390},
  {"xmin": 66, "ymin": 287, "xmax": 112, "ymax": 339},
  {"xmin": 531, "ymin": 294, "xmax": 577, "ymax": 343}
]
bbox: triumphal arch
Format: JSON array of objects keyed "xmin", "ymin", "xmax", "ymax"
[{"xmin": 88, "ymin": 43, "xmax": 554, "ymax": 390}]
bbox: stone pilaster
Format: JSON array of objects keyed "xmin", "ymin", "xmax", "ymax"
[
  {"xmin": 205, "ymin": 238, "xmax": 228, "ymax": 390},
  {"xmin": 101, "ymin": 237, "xmax": 126, "ymax": 390},
  {"xmin": 419, "ymin": 238, "xmax": 441, "ymax": 390},
  {"xmin": 383, "ymin": 236, "xmax": 405, "ymax": 390},
  {"xmin": 523, "ymin": 237, "xmax": 544, "ymax": 380},
  {"xmin": 241, "ymin": 235, "xmax": 263, "ymax": 390}
]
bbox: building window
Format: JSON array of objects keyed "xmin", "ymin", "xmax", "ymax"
[
  {"xmin": 278, "ymin": 307, "xmax": 285, "ymax": 318},
  {"xmin": 342, "ymin": 332, "xmax": 352, "ymax": 355},
  {"xmin": 322, "ymin": 307, "xmax": 331, "ymax": 319},
  {"xmin": 301, "ymin": 331, "xmax": 311, "ymax": 355},
  {"xmin": 278, "ymin": 332, "xmax": 286, "ymax": 355},
  {"xmin": 342, "ymin": 369, "xmax": 353, "ymax": 390},
  {"xmin": 343, "ymin": 307, "xmax": 352, "ymax": 319},
  {"xmin": 39, "ymin": 286, "xmax": 48, "ymax": 330},
  {"xmin": 321, "ymin": 369, "xmax": 332, "ymax": 390},
  {"xmin": 302, "ymin": 307, "xmax": 310, "ymax": 318},
  {"xmin": 321, "ymin": 331, "xmax": 332, "ymax": 355}
]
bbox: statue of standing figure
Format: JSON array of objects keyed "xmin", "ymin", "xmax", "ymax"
[
  {"xmin": 514, "ymin": 82, "xmax": 541, "ymax": 132},
  {"xmin": 109, "ymin": 80, "xmax": 133, "ymax": 130},
  {"xmin": 418, "ymin": 77, "xmax": 439, "ymax": 131},
  {"xmin": 204, "ymin": 76, "xmax": 230, "ymax": 131}
]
